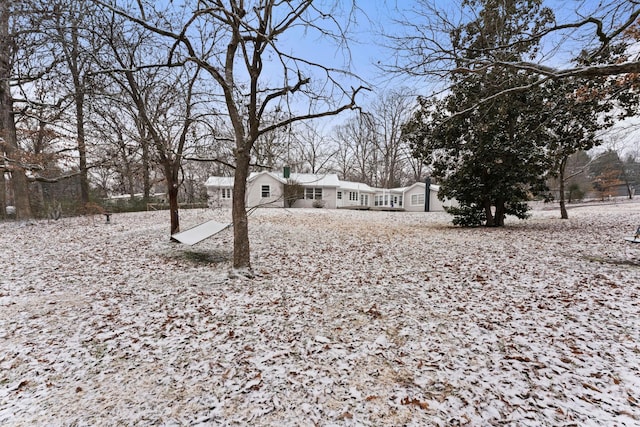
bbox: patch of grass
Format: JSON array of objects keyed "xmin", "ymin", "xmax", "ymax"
[
  {"xmin": 180, "ymin": 250, "xmax": 232, "ymax": 265},
  {"xmin": 584, "ymin": 256, "xmax": 640, "ymax": 267}
]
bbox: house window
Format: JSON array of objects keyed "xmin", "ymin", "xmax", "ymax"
[
  {"xmin": 360, "ymin": 194, "xmax": 369, "ymax": 206},
  {"xmin": 221, "ymin": 188, "xmax": 232, "ymax": 199},
  {"xmin": 305, "ymin": 188, "xmax": 322, "ymax": 200},
  {"xmin": 349, "ymin": 191, "xmax": 358, "ymax": 201},
  {"xmin": 398, "ymin": 196, "xmax": 403, "ymax": 207},
  {"xmin": 411, "ymin": 193, "xmax": 425, "ymax": 206},
  {"xmin": 337, "ymin": 191, "xmax": 342, "ymax": 200},
  {"xmin": 261, "ymin": 185, "xmax": 270, "ymax": 198}
]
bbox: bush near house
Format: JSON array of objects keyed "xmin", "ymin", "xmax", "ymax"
[{"xmin": 283, "ymin": 180, "xmax": 304, "ymax": 208}]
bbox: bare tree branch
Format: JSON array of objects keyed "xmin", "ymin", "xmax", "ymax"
[
  {"xmin": 486, "ymin": 60, "xmax": 640, "ymax": 78},
  {"xmin": 183, "ymin": 155, "xmax": 236, "ymax": 169},
  {"xmin": 259, "ymin": 85, "xmax": 369, "ymax": 137}
]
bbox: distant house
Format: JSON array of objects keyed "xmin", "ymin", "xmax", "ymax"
[
  {"xmin": 205, "ymin": 176, "xmax": 235, "ymax": 208},
  {"xmin": 279, "ymin": 173, "xmax": 341, "ymax": 209},
  {"xmin": 205, "ymin": 171, "xmax": 456, "ymax": 212},
  {"xmin": 337, "ymin": 180, "xmax": 375, "ymax": 209}
]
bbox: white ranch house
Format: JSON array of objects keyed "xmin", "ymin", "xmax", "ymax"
[{"xmin": 206, "ymin": 171, "xmax": 455, "ymax": 212}]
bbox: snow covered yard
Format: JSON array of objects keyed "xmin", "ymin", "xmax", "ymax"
[{"xmin": 1, "ymin": 203, "xmax": 639, "ymax": 426}]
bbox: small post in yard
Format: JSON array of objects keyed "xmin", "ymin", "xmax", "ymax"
[
  {"xmin": 104, "ymin": 212, "xmax": 112, "ymax": 224},
  {"xmin": 424, "ymin": 177, "xmax": 431, "ymax": 212}
]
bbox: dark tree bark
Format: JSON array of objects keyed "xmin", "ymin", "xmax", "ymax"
[
  {"xmin": 0, "ymin": 1, "xmax": 31, "ymax": 219},
  {"xmin": 141, "ymin": 134, "xmax": 151, "ymax": 200},
  {"xmin": 232, "ymin": 151, "xmax": 251, "ymax": 272},
  {"xmin": 495, "ymin": 200, "xmax": 505, "ymax": 227},
  {"xmin": 0, "ymin": 169, "xmax": 5, "ymax": 219},
  {"xmin": 558, "ymin": 157, "xmax": 568, "ymax": 220},
  {"xmin": 483, "ymin": 201, "xmax": 495, "ymax": 227},
  {"xmin": 68, "ymin": 27, "xmax": 90, "ymax": 204},
  {"xmin": 166, "ymin": 165, "xmax": 180, "ymax": 235}
]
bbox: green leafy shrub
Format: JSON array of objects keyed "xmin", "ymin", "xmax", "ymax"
[{"xmin": 445, "ymin": 205, "xmax": 485, "ymax": 227}]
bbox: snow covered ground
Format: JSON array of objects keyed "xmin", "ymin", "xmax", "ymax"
[{"xmin": 1, "ymin": 202, "xmax": 639, "ymax": 426}]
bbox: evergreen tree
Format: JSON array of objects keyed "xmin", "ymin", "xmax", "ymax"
[{"xmin": 403, "ymin": 0, "xmax": 554, "ymax": 226}]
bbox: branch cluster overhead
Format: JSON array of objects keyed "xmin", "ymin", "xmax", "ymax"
[{"xmin": 390, "ymin": 0, "xmax": 640, "ymax": 88}]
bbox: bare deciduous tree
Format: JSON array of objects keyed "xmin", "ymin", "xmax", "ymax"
[
  {"xmin": 98, "ymin": 0, "xmax": 366, "ymax": 275},
  {"xmin": 331, "ymin": 131, "xmax": 356, "ymax": 181},
  {"xmin": 370, "ymin": 90, "xmax": 414, "ymax": 188},
  {"xmin": 91, "ymin": 103, "xmax": 144, "ymax": 198},
  {"xmin": 50, "ymin": 0, "xmax": 104, "ymax": 204},
  {"xmin": 291, "ymin": 122, "xmax": 337, "ymax": 174},
  {"xmin": 1, "ymin": 1, "xmax": 35, "ymax": 219},
  {"xmin": 93, "ymin": 8, "xmax": 209, "ymax": 235},
  {"xmin": 389, "ymin": 0, "xmax": 640, "ymax": 94},
  {"xmin": 334, "ymin": 112, "xmax": 377, "ymax": 185}
]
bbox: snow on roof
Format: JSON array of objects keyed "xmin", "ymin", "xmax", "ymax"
[
  {"xmin": 206, "ymin": 173, "xmax": 441, "ymax": 194},
  {"xmin": 376, "ymin": 187, "xmax": 405, "ymax": 194},
  {"xmin": 338, "ymin": 180, "xmax": 375, "ymax": 192},
  {"xmin": 248, "ymin": 171, "xmax": 285, "ymax": 183},
  {"xmin": 208, "ymin": 172, "xmax": 341, "ymax": 187},
  {"xmin": 205, "ymin": 176, "xmax": 234, "ymax": 187},
  {"xmin": 289, "ymin": 173, "xmax": 340, "ymax": 187},
  {"xmin": 393, "ymin": 182, "xmax": 440, "ymax": 193}
]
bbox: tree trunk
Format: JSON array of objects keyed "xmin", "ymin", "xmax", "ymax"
[
  {"xmin": 559, "ymin": 157, "xmax": 568, "ymax": 219},
  {"xmin": 67, "ymin": 23, "xmax": 90, "ymax": 205},
  {"xmin": 0, "ymin": 1, "xmax": 31, "ymax": 219},
  {"xmin": 232, "ymin": 151, "xmax": 251, "ymax": 273},
  {"xmin": 483, "ymin": 200, "xmax": 495, "ymax": 227},
  {"xmin": 0, "ymin": 131, "xmax": 32, "ymax": 219},
  {"xmin": 164, "ymin": 162, "xmax": 180, "ymax": 235},
  {"xmin": 494, "ymin": 200, "xmax": 505, "ymax": 227},
  {"xmin": 0, "ymin": 169, "xmax": 5, "ymax": 219},
  {"xmin": 0, "ymin": 91, "xmax": 32, "ymax": 220},
  {"xmin": 125, "ymin": 159, "xmax": 135, "ymax": 198},
  {"xmin": 617, "ymin": 157, "xmax": 634, "ymax": 200},
  {"xmin": 75, "ymin": 93, "xmax": 89, "ymax": 204},
  {"xmin": 168, "ymin": 181, "xmax": 179, "ymax": 235},
  {"xmin": 142, "ymin": 136, "xmax": 151, "ymax": 200},
  {"xmin": 31, "ymin": 181, "xmax": 45, "ymax": 218}
]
